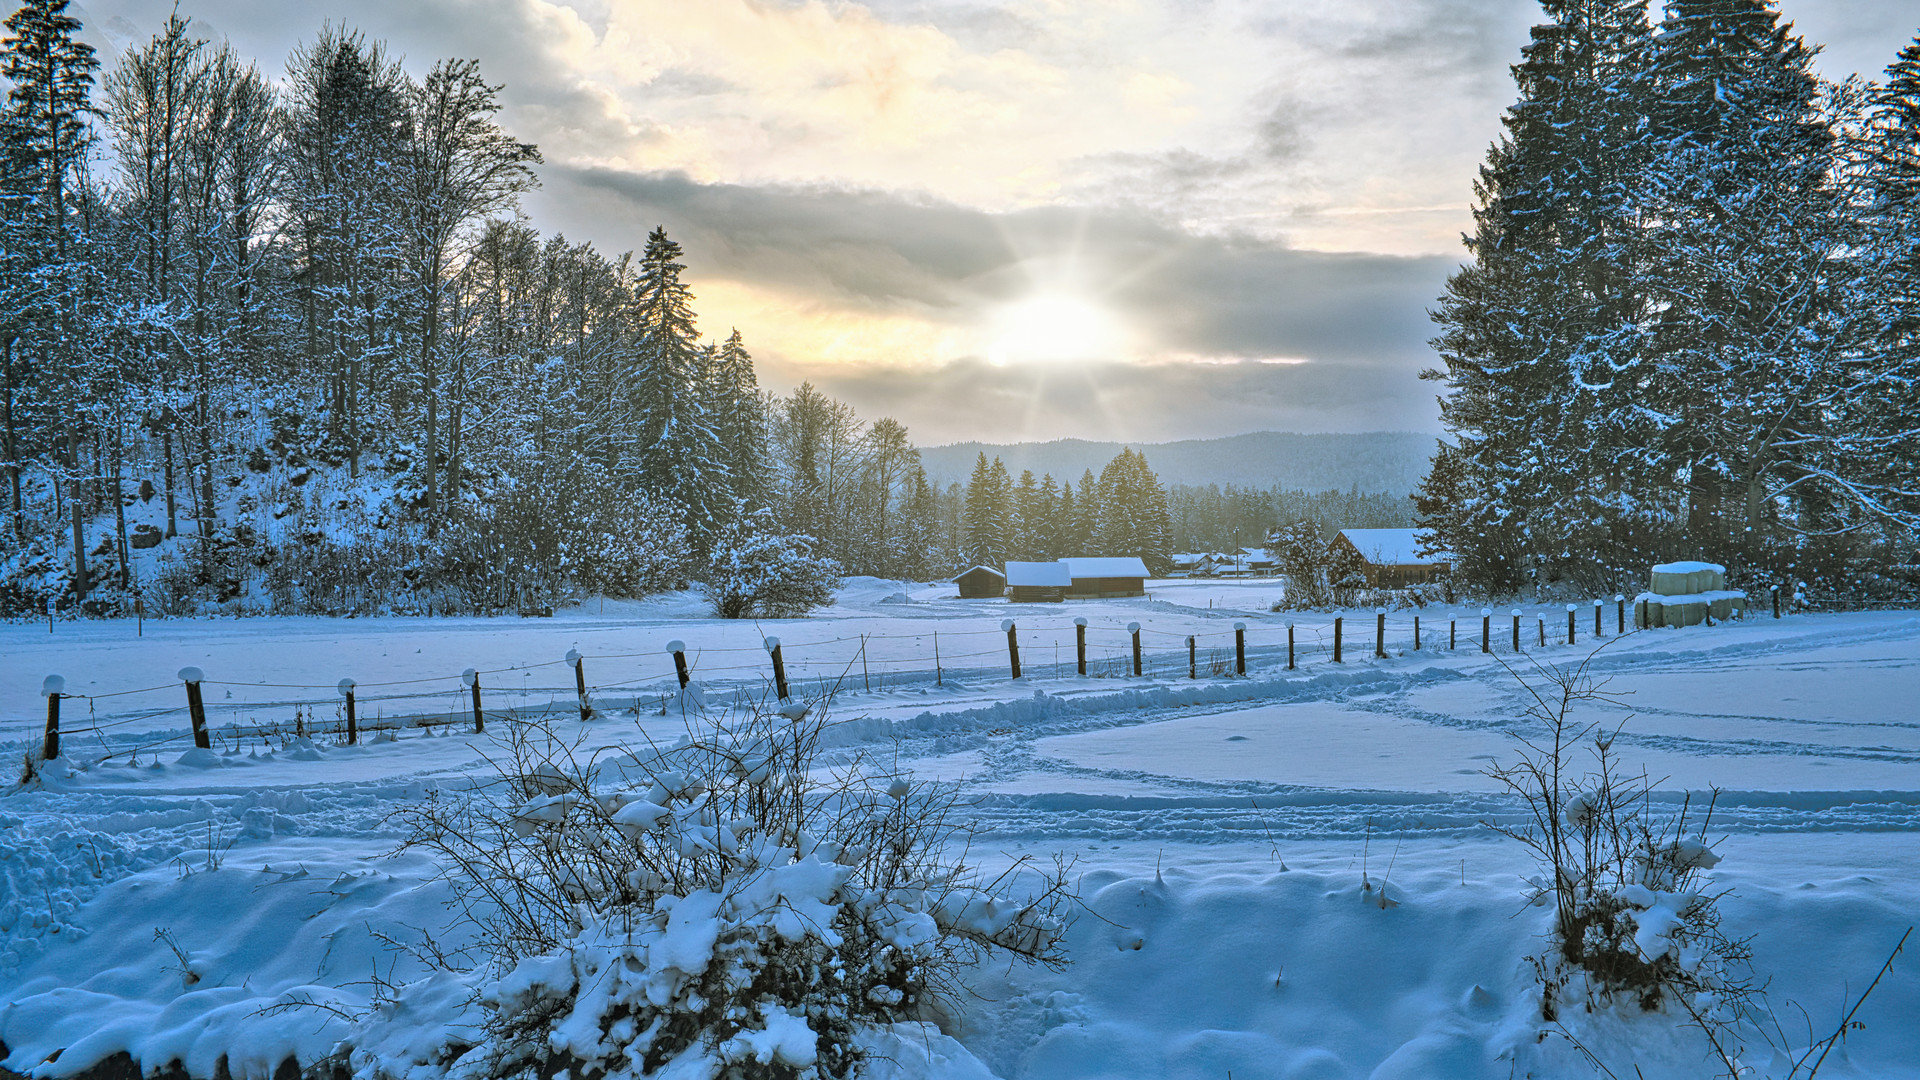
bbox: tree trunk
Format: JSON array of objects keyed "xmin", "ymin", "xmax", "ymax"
[
  {"xmin": 163, "ymin": 422, "xmax": 178, "ymax": 537},
  {"xmin": 2, "ymin": 335, "xmax": 20, "ymax": 541},
  {"xmin": 113, "ymin": 421, "xmax": 129, "ymax": 589},
  {"xmin": 68, "ymin": 433, "xmax": 88, "ymax": 601}
]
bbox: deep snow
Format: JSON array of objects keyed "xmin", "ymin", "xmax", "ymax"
[{"xmin": 3, "ymin": 579, "xmax": 1917, "ymax": 1079}]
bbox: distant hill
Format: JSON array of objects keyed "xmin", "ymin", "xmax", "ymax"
[{"xmin": 919, "ymin": 431, "xmax": 1436, "ymax": 494}]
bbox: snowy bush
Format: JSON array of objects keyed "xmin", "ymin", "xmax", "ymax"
[
  {"xmin": 376, "ymin": 700, "xmax": 1072, "ymax": 1080},
  {"xmin": 1484, "ymin": 652, "xmax": 1752, "ymax": 1027},
  {"xmin": 703, "ymin": 510, "xmax": 842, "ymax": 619}
]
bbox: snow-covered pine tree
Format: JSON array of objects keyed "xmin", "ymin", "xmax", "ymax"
[
  {"xmin": 282, "ymin": 28, "xmax": 409, "ymax": 479},
  {"xmin": 2, "ymin": 0, "xmax": 98, "ymax": 597},
  {"xmin": 1644, "ymin": 0, "xmax": 1845, "ymax": 566},
  {"xmin": 712, "ymin": 328, "xmax": 766, "ymax": 504},
  {"xmin": 626, "ymin": 226, "xmax": 731, "ymax": 553},
  {"xmin": 1422, "ymin": 0, "xmax": 1657, "ymax": 595},
  {"xmin": 1850, "ymin": 35, "xmax": 1920, "ymax": 548}
]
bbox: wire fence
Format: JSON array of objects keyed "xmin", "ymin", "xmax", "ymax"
[{"xmin": 22, "ymin": 596, "xmax": 1767, "ymax": 763}]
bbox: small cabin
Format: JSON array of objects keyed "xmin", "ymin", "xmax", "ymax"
[
  {"xmin": 954, "ymin": 565, "xmax": 1007, "ymax": 599},
  {"xmin": 1062, "ymin": 556, "xmax": 1151, "ymax": 598},
  {"xmin": 1005, "ymin": 561, "xmax": 1072, "ymax": 602},
  {"xmin": 1332, "ymin": 529, "xmax": 1450, "ymax": 589}
]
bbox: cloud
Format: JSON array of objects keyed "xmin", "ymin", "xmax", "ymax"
[
  {"xmin": 534, "ymin": 164, "xmax": 1450, "ymax": 362},
  {"xmin": 802, "ymin": 356, "xmax": 1441, "ymax": 446}
]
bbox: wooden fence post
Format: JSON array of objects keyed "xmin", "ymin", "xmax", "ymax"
[
  {"xmin": 1536, "ymin": 614, "xmax": 1544, "ymax": 648},
  {"xmin": 1481, "ymin": 608, "xmax": 1492, "ymax": 653},
  {"xmin": 1567, "ymin": 604, "xmax": 1577, "ymax": 646},
  {"xmin": 461, "ymin": 668, "xmax": 485, "ymax": 733},
  {"xmin": 1616, "ymin": 594, "xmax": 1626, "ymax": 633},
  {"xmin": 179, "ymin": 666, "xmax": 210, "ymax": 749},
  {"xmin": 1187, "ymin": 635, "xmax": 1197, "ymax": 679},
  {"xmin": 135, "ymin": 594, "xmax": 143, "ymax": 638},
  {"xmin": 1511, "ymin": 610, "xmax": 1521, "ymax": 652},
  {"xmin": 1233, "ymin": 621, "xmax": 1246, "ymax": 675},
  {"xmin": 1594, "ymin": 599, "xmax": 1603, "ymax": 637},
  {"xmin": 1287, "ymin": 623, "xmax": 1296, "ymax": 670},
  {"xmin": 1771, "ymin": 584, "xmax": 1781, "ymax": 619},
  {"xmin": 566, "ymin": 649, "xmax": 590, "ymax": 722},
  {"xmin": 666, "ymin": 640, "xmax": 690, "ymax": 688},
  {"xmin": 1074, "ymin": 618, "xmax": 1088, "ymax": 676},
  {"xmin": 1002, "ymin": 620, "xmax": 1022, "ymax": 679},
  {"xmin": 1128, "ymin": 622, "xmax": 1143, "ymax": 676},
  {"xmin": 1333, "ymin": 617, "xmax": 1343, "ymax": 662},
  {"xmin": 765, "ymin": 637, "xmax": 790, "ymax": 701},
  {"xmin": 1450, "ymin": 618, "xmax": 1456, "ymax": 650},
  {"xmin": 1414, "ymin": 615, "xmax": 1421, "ymax": 651},
  {"xmin": 338, "ymin": 678, "xmax": 358, "ymax": 745},
  {"xmin": 42, "ymin": 675, "xmax": 63, "ymax": 761},
  {"xmin": 1375, "ymin": 609, "xmax": 1387, "ymax": 659}
]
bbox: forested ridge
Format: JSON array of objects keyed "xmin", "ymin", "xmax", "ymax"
[{"xmin": 1422, "ymin": 0, "xmax": 1920, "ymax": 600}]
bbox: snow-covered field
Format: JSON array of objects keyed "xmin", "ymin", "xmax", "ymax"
[{"xmin": 3, "ymin": 579, "xmax": 1918, "ymax": 1079}]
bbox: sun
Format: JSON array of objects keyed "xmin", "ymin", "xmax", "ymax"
[{"xmin": 985, "ymin": 291, "xmax": 1124, "ymax": 366}]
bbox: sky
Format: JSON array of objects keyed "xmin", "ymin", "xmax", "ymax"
[{"xmin": 72, "ymin": 0, "xmax": 1920, "ymax": 446}]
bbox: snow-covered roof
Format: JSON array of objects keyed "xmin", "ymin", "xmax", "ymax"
[
  {"xmin": 1005, "ymin": 561, "xmax": 1073, "ymax": 587},
  {"xmin": 1652, "ymin": 560, "xmax": 1725, "ymax": 575},
  {"xmin": 1338, "ymin": 529, "xmax": 1449, "ymax": 566},
  {"xmin": 1062, "ymin": 556, "xmax": 1151, "ymax": 579},
  {"xmin": 953, "ymin": 565, "xmax": 1005, "ymax": 581}
]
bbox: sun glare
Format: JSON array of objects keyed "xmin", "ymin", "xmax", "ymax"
[{"xmin": 986, "ymin": 292, "xmax": 1124, "ymax": 366}]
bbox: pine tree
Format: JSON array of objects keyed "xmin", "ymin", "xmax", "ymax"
[
  {"xmin": 3, "ymin": 0, "xmax": 98, "ymax": 596},
  {"xmin": 1094, "ymin": 449, "xmax": 1172, "ymax": 573},
  {"xmin": 1645, "ymin": 0, "xmax": 1862, "ymax": 560},
  {"xmin": 1071, "ymin": 468, "xmax": 1101, "ymax": 555},
  {"xmin": 1011, "ymin": 468, "xmax": 1039, "ymax": 561},
  {"xmin": 712, "ymin": 328, "xmax": 766, "ymax": 504},
  {"xmin": 627, "ymin": 226, "xmax": 730, "ymax": 551},
  {"xmin": 1422, "ymin": 0, "xmax": 1657, "ymax": 595},
  {"xmin": 1055, "ymin": 481, "xmax": 1076, "ymax": 559},
  {"xmin": 1034, "ymin": 473, "xmax": 1060, "ymax": 560}
]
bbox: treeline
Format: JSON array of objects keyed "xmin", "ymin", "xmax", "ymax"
[
  {"xmin": 1422, "ymin": 2, "xmax": 1920, "ymax": 598},
  {"xmin": 957, "ymin": 447, "xmax": 1174, "ymax": 573},
  {"xmin": 1167, "ymin": 484, "xmax": 1410, "ymax": 554},
  {"xmin": 0, "ymin": 1, "xmax": 963, "ymax": 615}
]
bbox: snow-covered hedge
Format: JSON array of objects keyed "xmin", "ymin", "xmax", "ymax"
[{"xmin": 703, "ymin": 510, "xmax": 842, "ymax": 619}]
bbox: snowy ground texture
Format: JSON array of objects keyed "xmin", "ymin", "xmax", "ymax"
[{"xmin": 2, "ymin": 578, "xmax": 1917, "ymax": 1079}]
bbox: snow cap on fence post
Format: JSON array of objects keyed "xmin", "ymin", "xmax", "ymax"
[
  {"xmin": 460, "ymin": 667, "xmax": 478, "ymax": 687},
  {"xmin": 665, "ymin": 641, "xmax": 691, "ymax": 688},
  {"xmin": 763, "ymin": 636, "xmax": 780, "ymax": 651},
  {"xmin": 1000, "ymin": 619, "xmax": 1015, "ymax": 632},
  {"xmin": 1073, "ymin": 617, "xmax": 1088, "ymax": 627},
  {"xmin": 42, "ymin": 674, "xmax": 64, "ymax": 697},
  {"xmin": 178, "ymin": 666, "xmax": 205, "ymax": 684},
  {"xmin": 337, "ymin": 678, "xmax": 356, "ymax": 697},
  {"xmin": 1127, "ymin": 621, "xmax": 1141, "ymax": 633},
  {"xmin": 565, "ymin": 648, "xmax": 581, "ymax": 667}
]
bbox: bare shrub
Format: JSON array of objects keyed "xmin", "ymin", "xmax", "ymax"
[
  {"xmin": 1483, "ymin": 650, "xmax": 1753, "ymax": 1023},
  {"xmin": 383, "ymin": 695, "xmax": 1072, "ymax": 1079}
]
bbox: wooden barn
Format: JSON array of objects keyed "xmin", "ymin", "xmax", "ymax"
[
  {"xmin": 1062, "ymin": 556, "xmax": 1151, "ymax": 598},
  {"xmin": 954, "ymin": 565, "xmax": 1007, "ymax": 599},
  {"xmin": 1005, "ymin": 561, "xmax": 1072, "ymax": 602},
  {"xmin": 1333, "ymin": 529, "xmax": 1450, "ymax": 589}
]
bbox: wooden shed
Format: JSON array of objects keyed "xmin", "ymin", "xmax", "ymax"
[
  {"xmin": 1005, "ymin": 561, "xmax": 1072, "ymax": 602},
  {"xmin": 1062, "ymin": 556, "xmax": 1150, "ymax": 598},
  {"xmin": 954, "ymin": 565, "xmax": 1007, "ymax": 599},
  {"xmin": 1333, "ymin": 529, "xmax": 1450, "ymax": 589}
]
